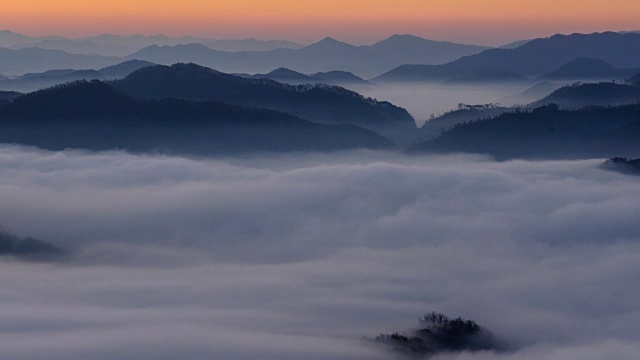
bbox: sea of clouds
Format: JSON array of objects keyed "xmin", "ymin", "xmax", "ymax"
[{"xmin": 0, "ymin": 145, "xmax": 639, "ymax": 359}]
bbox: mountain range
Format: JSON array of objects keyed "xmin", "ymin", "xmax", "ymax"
[
  {"xmin": 110, "ymin": 63, "xmax": 417, "ymax": 144},
  {"xmin": 250, "ymin": 67, "xmax": 369, "ymax": 85},
  {"xmin": 532, "ymin": 82, "xmax": 640, "ymax": 108},
  {"xmin": 0, "ymin": 60, "xmax": 155, "ymax": 92},
  {"xmin": 0, "ymin": 31, "xmax": 489, "ymax": 77},
  {"xmin": 0, "ymin": 81, "xmax": 393, "ymax": 154},
  {"xmin": 0, "ymin": 30, "xmax": 304, "ymax": 55},
  {"xmin": 410, "ymin": 104, "xmax": 640, "ymax": 159},
  {"xmin": 123, "ymin": 35, "xmax": 490, "ymax": 77},
  {"xmin": 375, "ymin": 32, "xmax": 640, "ymax": 82},
  {"xmin": 0, "ymin": 46, "xmax": 118, "ymax": 75}
]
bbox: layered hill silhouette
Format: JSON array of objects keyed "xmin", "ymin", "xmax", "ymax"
[
  {"xmin": 532, "ymin": 82, "xmax": 640, "ymax": 108},
  {"xmin": 111, "ymin": 63, "xmax": 417, "ymax": 144},
  {"xmin": 418, "ymin": 104, "xmax": 514, "ymax": 141},
  {"xmin": 375, "ymin": 32, "xmax": 640, "ymax": 82},
  {"xmin": 1, "ymin": 30, "xmax": 304, "ymax": 56},
  {"xmin": 540, "ymin": 58, "xmax": 639, "ymax": 80},
  {"xmin": 499, "ymin": 82, "xmax": 564, "ymax": 106},
  {"xmin": 0, "ymin": 81, "xmax": 393, "ymax": 154},
  {"xmin": 251, "ymin": 67, "xmax": 368, "ymax": 85},
  {"xmin": 410, "ymin": 104, "xmax": 640, "ymax": 159},
  {"xmin": 124, "ymin": 35, "xmax": 489, "ymax": 77},
  {"xmin": 98, "ymin": 60, "xmax": 156, "ymax": 79},
  {"xmin": 0, "ymin": 46, "xmax": 120, "ymax": 75},
  {"xmin": 0, "ymin": 60, "xmax": 156, "ymax": 92}
]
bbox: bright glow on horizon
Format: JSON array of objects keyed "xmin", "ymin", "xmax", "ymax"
[{"xmin": 2, "ymin": 0, "xmax": 639, "ymax": 45}]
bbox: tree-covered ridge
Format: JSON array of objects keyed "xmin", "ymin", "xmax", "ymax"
[
  {"xmin": 601, "ymin": 157, "xmax": 640, "ymax": 175},
  {"xmin": 532, "ymin": 82, "xmax": 640, "ymax": 108},
  {"xmin": 410, "ymin": 104, "xmax": 640, "ymax": 159},
  {"xmin": 0, "ymin": 80, "xmax": 394, "ymax": 154},
  {"xmin": 375, "ymin": 312, "xmax": 497, "ymax": 357},
  {"xmin": 111, "ymin": 63, "xmax": 416, "ymax": 144},
  {"xmin": 0, "ymin": 228, "xmax": 65, "ymax": 260}
]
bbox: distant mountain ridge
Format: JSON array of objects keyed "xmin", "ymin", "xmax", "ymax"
[
  {"xmin": 0, "ymin": 47, "xmax": 120, "ymax": 75},
  {"xmin": 0, "ymin": 60, "xmax": 156, "ymax": 92},
  {"xmin": 541, "ymin": 58, "xmax": 639, "ymax": 80},
  {"xmin": 375, "ymin": 32, "xmax": 640, "ymax": 82},
  {"xmin": 1, "ymin": 30, "xmax": 305, "ymax": 56},
  {"xmin": 251, "ymin": 67, "xmax": 369, "ymax": 85},
  {"xmin": 0, "ymin": 80, "xmax": 393, "ymax": 154},
  {"xmin": 124, "ymin": 35, "xmax": 490, "ymax": 77}
]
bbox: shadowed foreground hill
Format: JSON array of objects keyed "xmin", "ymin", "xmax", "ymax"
[
  {"xmin": 111, "ymin": 63, "xmax": 417, "ymax": 144},
  {"xmin": 410, "ymin": 104, "xmax": 640, "ymax": 159},
  {"xmin": 0, "ymin": 81, "xmax": 393, "ymax": 154}
]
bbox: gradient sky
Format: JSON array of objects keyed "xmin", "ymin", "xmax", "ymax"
[{"xmin": 3, "ymin": 0, "xmax": 640, "ymax": 45}]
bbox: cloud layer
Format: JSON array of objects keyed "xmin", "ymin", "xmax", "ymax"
[{"xmin": 0, "ymin": 145, "xmax": 639, "ymax": 359}]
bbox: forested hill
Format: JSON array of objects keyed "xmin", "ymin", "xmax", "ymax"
[
  {"xmin": 0, "ymin": 81, "xmax": 394, "ymax": 154},
  {"xmin": 410, "ymin": 104, "xmax": 640, "ymax": 159},
  {"xmin": 111, "ymin": 63, "xmax": 417, "ymax": 144}
]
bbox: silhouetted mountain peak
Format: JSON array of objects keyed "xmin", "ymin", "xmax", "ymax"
[
  {"xmin": 98, "ymin": 59, "xmax": 156, "ymax": 79},
  {"xmin": 305, "ymin": 37, "xmax": 355, "ymax": 50},
  {"xmin": 375, "ymin": 34, "xmax": 433, "ymax": 46},
  {"xmin": 267, "ymin": 67, "xmax": 307, "ymax": 78},
  {"xmin": 123, "ymin": 62, "xmax": 231, "ymax": 83}
]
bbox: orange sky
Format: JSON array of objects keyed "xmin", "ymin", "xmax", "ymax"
[{"xmin": 2, "ymin": 0, "xmax": 639, "ymax": 45}]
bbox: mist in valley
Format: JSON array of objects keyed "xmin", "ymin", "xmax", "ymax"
[
  {"xmin": 1, "ymin": 145, "xmax": 639, "ymax": 359},
  {"xmin": 351, "ymin": 83, "xmax": 530, "ymax": 125}
]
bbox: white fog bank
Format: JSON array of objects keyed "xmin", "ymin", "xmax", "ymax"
[{"xmin": 0, "ymin": 145, "xmax": 639, "ymax": 359}]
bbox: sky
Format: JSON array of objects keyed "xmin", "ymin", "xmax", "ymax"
[{"xmin": 2, "ymin": 0, "xmax": 640, "ymax": 45}]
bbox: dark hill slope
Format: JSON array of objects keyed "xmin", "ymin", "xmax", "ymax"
[
  {"xmin": 410, "ymin": 104, "xmax": 640, "ymax": 159},
  {"xmin": 376, "ymin": 32, "xmax": 640, "ymax": 82},
  {"xmin": 418, "ymin": 106, "xmax": 514, "ymax": 141},
  {"xmin": 111, "ymin": 63, "xmax": 416, "ymax": 144},
  {"xmin": 533, "ymin": 82, "xmax": 640, "ymax": 108},
  {"xmin": 0, "ymin": 81, "xmax": 393, "ymax": 154}
]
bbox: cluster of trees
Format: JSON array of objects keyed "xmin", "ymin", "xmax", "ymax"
[
  {"xmin": 0, "ymin": 229, "xmax": 66, "ymax": 260},
  {"xmin": 375, "ymin": 312, "xmax": 497, "ymax": 357},
  {"xmin": 602, "ymin": 157, "xmax": 640, "ymax": 174}
]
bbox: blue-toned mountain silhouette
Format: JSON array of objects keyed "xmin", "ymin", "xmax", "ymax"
[
  {"xmin": 410, "ymin": 104, "xmax": 640, "ymax": 159},
  {"xmin": 111, "ymin": 63, "xmax": 416, "ymax": 144},
  {"xmin": 375, "ymin": 32, "xmax": 640, "ymax": 82},
  {"xmin": 0, "ymin": 81, "xmax": 394, "ymax": 154}
]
